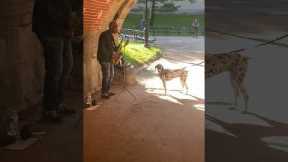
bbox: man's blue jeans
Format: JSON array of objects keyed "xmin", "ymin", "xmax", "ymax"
[
  {"xmin": 100, "ymin": 62, "xmax": 114, "ymax": 95},
  {"xmin": 38, "ymin": 36, "xmax": 73, "ymax": 111}
]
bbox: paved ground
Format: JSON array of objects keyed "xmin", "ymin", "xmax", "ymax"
[
  {"xmin": 0, "ymin": 89, "xmax": 82, "ymax": 162},
  {"xmin": 84, "ymin": 36, "xmax": 205, "ymax": 162}
]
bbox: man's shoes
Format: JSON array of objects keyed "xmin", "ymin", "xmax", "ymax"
[
  {"xmin": 101, "ymin": 94, "xmax": 110, "ymax": 99},
  {"xmin": 42, "ymin": 111, "xmax": 62, "ymax": 123},
  {"xmin": 58, "ymin": 104, "xmax": 76, "ymax": 115},
  {"xmin": 108, "ymin": 92, "xmax": 116, "ymax": 96}
]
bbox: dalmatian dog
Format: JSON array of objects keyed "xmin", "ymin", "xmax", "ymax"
[
  {"xmin": 155, "ymin": 64, "xmax": 189, "ymax": 95},
  {"xmin": 206, "ymin": 52, "xmax": 249, "ymax": 112}
]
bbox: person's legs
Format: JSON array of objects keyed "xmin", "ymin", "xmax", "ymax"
[
  {"xmin": 58, "ymin": 38, "xmax": 75, "ymax": 113},
  {"xmin": 101, "ymin": 62, "xmax": 111, "ymax": 98},
  {"xmin": 40, "ymin": 36, "xmax": 64, "ymax": 121},
  {"xmin": 107, "ymin": 63, "xmax": 115, "ymax": 94},
  {"xmin": 58, "ymin": 39, "xmax": 73, "ymax": 104}
]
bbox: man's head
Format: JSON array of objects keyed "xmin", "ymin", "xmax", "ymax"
[{"xmin": 109, "ymin": 21, "xmax": 119, "ymax": 34}]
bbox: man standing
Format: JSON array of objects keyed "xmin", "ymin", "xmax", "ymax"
[
  {"xmin": 32, "ymin": 0, "xmax": 74, "ymax": 122},
  {"xmin": 97, "ymin": 21, "xmax": 120, "ymax": 99},
  {"xmin": 139, "ymin": 18, "xmax": 145, "ymax": 31},
  {"xmin": 192, "ymin": 18, "xmax": 200, "ymax": 37}
]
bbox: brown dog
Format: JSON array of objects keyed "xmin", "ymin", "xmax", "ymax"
[{"xmin": 155, "ymin": 64, "xmax": 189, "ymax": 95}]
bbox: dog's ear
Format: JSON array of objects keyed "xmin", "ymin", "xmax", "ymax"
[{"xmin": 155, "ymin": 64, "xmax": 160, "ymax": 72}]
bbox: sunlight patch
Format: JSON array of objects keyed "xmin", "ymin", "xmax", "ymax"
[
  {"xmin": 262, "ymin": 136, "xmax": 288, "ymax": 152},
  {"xmin": 157, "ymin": 95, "xmax": 184, "ymax": 105},
  {"xmin": 206, "ymin": 120, "xmax": 238, "ymax": 138},
  {"xmin": 85, "ymin": 105, "xmax": 101, "ymax": 111},
  {"xmin": 194, "ymin": 104, "xmax": 205, "ymax": 111},
  {"xmin": 169, "ymin": 92, "xmax": 196, "ymax": 100}
]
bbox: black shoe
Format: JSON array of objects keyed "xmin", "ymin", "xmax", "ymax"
[
  {"xmin": 42, "ymin": 111, "xmax": 62, "ymax": 123},
  {"xmin": 20, "ymin": 125, "xmax": 32, "ymax": 140},
  {"xmin": 58, "ymin": 104, "xmax": 76, "ymax": 115},
  {"xmin": 101, "ymin": 94, "xmax": 110, "ymax": 99}
]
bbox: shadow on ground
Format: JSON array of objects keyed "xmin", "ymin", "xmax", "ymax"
[
  {"xmin": 0, "ymin": 89, "xmax": 82, "ymax": 162},
  {"xmin": 206, "ymin": 112, "xmax": 288, "ymax": 162},
  {"xmin": 84, "ymin": 83, "xmax": 204, "ymax": 162}
]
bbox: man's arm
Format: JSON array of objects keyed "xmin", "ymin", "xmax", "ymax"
[
  {"xmin": 98, "ymin": 32, "xmax": 114, "ymax": 61},
  {"xmin": 100, "ymin": 32, "xmax": 111, "ymax": 54}
]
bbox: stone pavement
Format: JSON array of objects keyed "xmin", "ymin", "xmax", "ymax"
[{"xmin": 84, "ymin": 36, "xmax": 205, "ymax": 162}]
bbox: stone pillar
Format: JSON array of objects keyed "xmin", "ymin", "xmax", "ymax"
[{"xmin": 0, "ymin": 0, "xmax": 44, "ymax": 112}]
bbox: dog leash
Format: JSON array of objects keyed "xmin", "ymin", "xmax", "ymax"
[
  {"xmin": 206, "ymin": 28, "xmax": 288, "ymax": 54},
  {"xmin": 188, "ymin": 32, "xmax": 288, "ymax": 66}
]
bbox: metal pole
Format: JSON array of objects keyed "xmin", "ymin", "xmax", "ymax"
[
  {"xmin": 144, "ymin": 0, "xmax": 149, "ymax": 47},
  {"xmin": 150, "ymin": 0, "xmax": 155, "ymax": 26}
]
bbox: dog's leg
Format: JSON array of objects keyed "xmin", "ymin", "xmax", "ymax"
[
  {"xmin": 184, "ymin": 77, "xmax": 189, "ymax": 94},
  {"xmin": 236, "ymin": 63, "xmax": 249, "ymax": 113},
  {"xmin": 161, "ymin": 79, "xmax": 167, "ymax": 95},
  {"xmin": 239, "ymin": 82, "xmax": 249, "ymax": 113},
  {"xmin": 180, "ymin": 74, "xmax": 189, "ymax": 94},
  {"xmin": 180, "ymin": 78, "xmax": 185, "ymax": 92},
  {"xmin": 185, "ymin": 77, "xmax": 189, "ymax": 94},
  {"xmin": 230, "ymin": 73, "xmax": 240, "ymax": 109},
  {"xmin": 185, "ymin": 82, "xmax": 189, "ymax": 95}
]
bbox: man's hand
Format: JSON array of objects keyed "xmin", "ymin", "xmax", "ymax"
[
  {"xmin": 112, "ymin": 52, "xmax": 121, "ymax": 64},
  {"xmin": 112, "ymin": 51, "xmax": 120, "ymax": 59}
]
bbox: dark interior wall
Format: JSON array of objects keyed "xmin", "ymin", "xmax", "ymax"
[
  {"xmin": 0, "ymin": 0, "xmax": 84, "ymax": 113},
  {"xmin": 0, "ymin": 0, "xmax": 44, "ymax": 112}
]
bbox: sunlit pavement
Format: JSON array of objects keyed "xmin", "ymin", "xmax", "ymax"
[
  {"xmin": 140, "ymin": 36, "xmax": 205, "ymax": 109},
  {"xmin": 137, "ymin": 56, "xmax": 204, "ymax": 111},
  {"xmin": 84, "ymin": 36, "xmax": 205, "ymax": 162}
]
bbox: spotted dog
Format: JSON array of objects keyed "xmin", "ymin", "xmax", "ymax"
[
  {"xmin": 206, "ymin": 52, "xmax": 249, "ymax": 112},
  {"xmin": 155, "ymin": 64, "xmax": 189, "ymax": 95}
]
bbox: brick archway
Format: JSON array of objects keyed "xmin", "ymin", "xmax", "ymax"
[{"xmin": 83, "ymin": 0, "xmax": 137, "ymax": 104}]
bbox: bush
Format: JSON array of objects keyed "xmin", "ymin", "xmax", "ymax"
[
  {"xmin": 158, "ymin": 3, "xmax": 179, "ymax": 12},
  {"xmin": 121, "ymin": 41, "xmax": 161, "ymax": 66}
]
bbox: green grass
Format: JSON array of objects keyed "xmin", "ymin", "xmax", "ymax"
[
  {"xmin": 121, "ymin": 41, "xmax": 161, "ymax": 65},
  {"xmin": 123, "ymin": 14, "xmax": 204, "ymax": 36}
]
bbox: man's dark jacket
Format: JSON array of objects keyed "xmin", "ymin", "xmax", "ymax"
[
  {"xmin": 32, "ymin": 0, "xmax": 72, "ymax": 37},
  {"xmin": 97, "ymin": 30, "xmax": 117, "ymax": 63}
]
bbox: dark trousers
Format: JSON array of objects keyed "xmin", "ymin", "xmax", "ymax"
[
  {"xmin": 38, "ymin": 36, "xmax": 73, "ymax": 111},
  {"xmin": 101, "ymin": 62, "xmax": 114, "ymax": 95}
]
